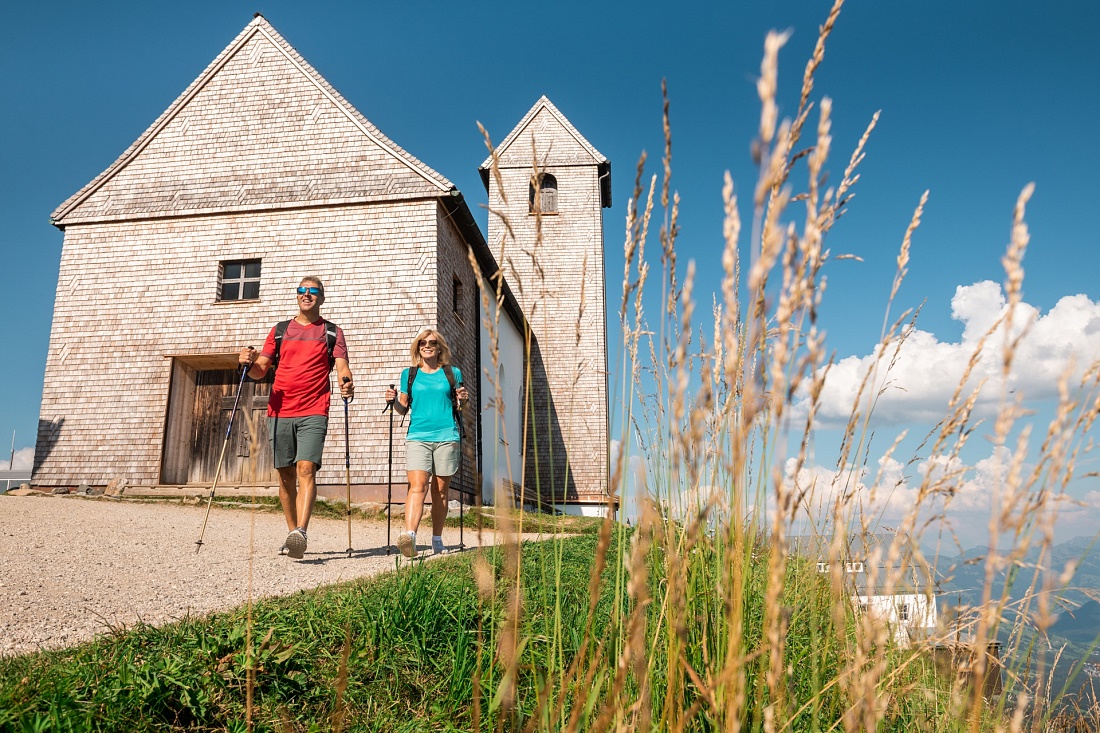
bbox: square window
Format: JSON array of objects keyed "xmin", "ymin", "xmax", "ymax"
[{"xmin": 219, "ymin": 259, "xmax": 261, "ymax": 302}]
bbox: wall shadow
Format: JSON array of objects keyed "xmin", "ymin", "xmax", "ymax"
[
  {"xmin": 521, "ymin": 337, "xmax": 578, "ymax": 507},
  {"xmin": 33, "ymin": 417, "xmax": 65, "ymax": 476}
]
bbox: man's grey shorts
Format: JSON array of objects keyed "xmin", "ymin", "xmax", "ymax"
[
  {"xmin": 268, "ymin": 415, "xmax": 329, "ymax": 469},
  {"xmin": 406, "ymin": 440, "xmax": 460, "ymax": 476}
]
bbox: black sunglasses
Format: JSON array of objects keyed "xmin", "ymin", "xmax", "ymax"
[
  {"xmin": 296, "ymin": 286, "xmax": 321, "ymax": 296},
  {"xmin": 419, "ymin": 339, "xmax": 439, "ymax": 347}
]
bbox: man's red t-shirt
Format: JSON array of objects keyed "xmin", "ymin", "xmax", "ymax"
[{"xmin": 260, "ymin": 319, "xmax": 348, "ymax": 418}]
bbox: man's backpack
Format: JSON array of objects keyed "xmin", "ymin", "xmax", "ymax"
[
  {"xmin": 406, "ymin": 365, "xmax": 463, "ymax": 438},
  {"xmin": 271, "ymin": 319, "xmax": 339, "ymax": 373}
]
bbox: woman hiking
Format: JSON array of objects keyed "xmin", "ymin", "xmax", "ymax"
[{"xmin": 385, "ymin": 329, "xmax": 468, "ymax": 558}]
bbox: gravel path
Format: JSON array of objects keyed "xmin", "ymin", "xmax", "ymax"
[{"xmin": 0, "ymin": 494, "xmax": 514, "ymax": 657}]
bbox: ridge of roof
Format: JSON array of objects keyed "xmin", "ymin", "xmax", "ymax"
[
  {"xmin": 478, "ymin": 95, "xmax": 608, "ymax": 172},
  {"xmin": 52, "ymin": 15, "xmax": 453, "ymax": 225}
]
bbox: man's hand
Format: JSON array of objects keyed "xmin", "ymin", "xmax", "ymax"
[
  {"xmin": 239, "ymin": 346, "xmax": 257, "ymax": 366},
  {"xmin": 340, "ymin": 377, "xmax": 354, "ymax": 399}
]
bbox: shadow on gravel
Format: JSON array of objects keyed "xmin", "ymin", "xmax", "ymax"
[
  {"xmin": 296, "ymin": 546, "xmax": 477, "ymax": 564},
  {"xmin": 296, "ymin": 547, "xmax": 398, "ymax": 563}
]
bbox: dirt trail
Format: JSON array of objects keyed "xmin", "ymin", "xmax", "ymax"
[{"xmin": 0, "ymin": 495, "xmax": 508, "ymax": 656}]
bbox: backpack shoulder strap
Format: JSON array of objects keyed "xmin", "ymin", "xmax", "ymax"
[
  {"xmin": 323, "ymin": 320, "xmax": 339, "ymax": 369},
  {"xmin": 272, "ymin": 320, "xmax": 291, "ymax": 369},
  {"xmin": 406, "ymin": 366, "xmax": 419, "ymax": 406}
]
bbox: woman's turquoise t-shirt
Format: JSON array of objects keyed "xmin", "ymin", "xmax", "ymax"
[{"xmin": 400, "ymin": 366, "xmax": 462, "ymax": 442}]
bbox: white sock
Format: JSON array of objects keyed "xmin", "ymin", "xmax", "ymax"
[{"xmin": 407, "ymin": 530, "xmax": 416, "ymax": 538}]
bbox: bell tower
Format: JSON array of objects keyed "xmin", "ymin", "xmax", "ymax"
[{"xmin": 479, "ymin": 96, "xmax": 611, "ymax": 512}]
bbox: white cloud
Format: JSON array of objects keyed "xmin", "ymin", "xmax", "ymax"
[
  {"xmin": 8, "ymin": 447, "xmax": 33, "ymax": 471},
  {"xmin": 780, "ymin": 445, "xmax": 1098, "ymax": 546},
  {"xmin": 799, "ymin": 282, "xmax": 1100, "ymax": 425}
]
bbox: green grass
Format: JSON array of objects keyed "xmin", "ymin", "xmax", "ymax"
[
  {"xmin": 0, "ymin": 530, "xmax": 964, "ymax": 732},
  {"xmin": 0, "ymin": 534, "xmax": 619, "ymax": 732}
]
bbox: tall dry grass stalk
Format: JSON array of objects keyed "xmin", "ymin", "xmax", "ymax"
[{"xmin": 464, "ymin": 0, "xmax": 1100, "ymax": 730}]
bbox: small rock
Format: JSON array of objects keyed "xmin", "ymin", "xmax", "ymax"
[
  {"xmin": 88, "ymin": 486, "xmax": 105, "ymax": 497},
  {"xmin": 51, "ymin": 487, "xmax": 70, "ymax": 495},
  {"xmin": 78, "ymin": 483, "xmax": 90, "ymax": 495},
  {"xmin": 105, "ymin": 478, "xmax": 127, "ymax": 497},
  {"xmin": 353, "ymin": 501, "xmax": 406, "ymax": 518},
  {"xmin": 7, "ymin": 488, "xmax": 38, "ymax": 497}
]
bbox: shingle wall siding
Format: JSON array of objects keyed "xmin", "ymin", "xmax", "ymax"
[
  {"xmin": 485, "ymin": 104, "xmax": 609, "ymax": 504},
  {"xmin": 35, "ymin": 201, "xmax": 442, "ymax": 487},
  {"xmin": 493, "ymin": 107, "xmax": 600, "ymax": 168}
]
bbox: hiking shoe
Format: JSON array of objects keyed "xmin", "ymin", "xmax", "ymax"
[
  {"xmin": 285, "ymin": 529, "xmax": 307, "ymax": 559},
  {"xmin": 432, "ymin": 537, "xmax": 446, "ymax": 555},
  {"xmin": 397, "ymin": 531, "xmax": 416, "ymax": 558}
]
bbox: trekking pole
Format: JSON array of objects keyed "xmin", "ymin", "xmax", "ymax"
[
  {"xmin": 195, "ymin": 360, "xmax": 251, "ymax": 553},
  {"xmin": 457, "ymin": 390, "xmax": 466, "ymax": 552},
  {"xmin": 342, "ymin": 376, "xmax": 354, "ymax": 558},
  {"xmin": 458, "ymin": 485, "xmax": 465, "ymax": 552},
  {"xmin": 384, "ymin": 384, "xmax": 395, "ymax": 555}
]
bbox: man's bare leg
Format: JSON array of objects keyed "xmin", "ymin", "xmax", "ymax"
[
  {"xmin": 277, "ymin": 465, "xmax": 298, "ymax": 531},
  {"xmin": 295, "ymin": 460, "xmax": 318, "ymax": 531}
]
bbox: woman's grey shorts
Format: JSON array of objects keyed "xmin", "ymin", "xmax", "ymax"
[
  {"xmin": 406, "ymin": 440, "xmax": 460, "ymax": 476},
  {"xmin": 268, "ymin": 415, "xmax": 328, "ymax": 469}
]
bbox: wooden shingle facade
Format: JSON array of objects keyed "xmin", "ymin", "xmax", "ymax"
[
  {"xmin": 35, "ymin": 17, "xmax": 612, "ymax": 512},
  {"xmin": 479, "ymin": 97, "xmax": 611, "ymax": 508}
]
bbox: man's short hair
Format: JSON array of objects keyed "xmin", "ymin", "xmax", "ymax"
[{"xmin": 300, "ymin": 276, "xmax": 325, "ymax": 296}]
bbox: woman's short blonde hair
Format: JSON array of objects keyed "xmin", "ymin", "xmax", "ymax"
[{"xmin": 408, "ymin": 329, "xmax": 452, "ymax": 366}]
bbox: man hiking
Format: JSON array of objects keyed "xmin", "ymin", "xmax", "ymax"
[{"xmin": 239, "ymin": 276, "xmax": 353, "ymax": 559}]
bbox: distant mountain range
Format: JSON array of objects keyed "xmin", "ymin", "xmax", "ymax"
[
  {"xmin": 933, "ymin": 536, "xmax": 1100, "ymax": 711},
  {"xmin": 933, "ymin": 535, "xmax": 1100, "ymax": 613},
  {"xmin": 1049, "ymin": 600, "xmax": 1100, "ymax": 643}
]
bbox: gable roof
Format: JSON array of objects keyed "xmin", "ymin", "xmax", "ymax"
[
  {"xmin": 479, "ymin": 96, "xmax": 611, "ymax": 208},
  {"xmin": 52, "ymin": 15, "xmax": 454, "ymax": 226}
]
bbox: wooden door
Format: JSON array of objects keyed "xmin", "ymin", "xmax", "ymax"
[{"xmin": 187, "ymin": 369, "xmax": 276, "ymax": 484}]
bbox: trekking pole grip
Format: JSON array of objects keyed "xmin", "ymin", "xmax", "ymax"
[{"xmin": 383, "ymin": 383, "xmax": 395, "ymax": 413}]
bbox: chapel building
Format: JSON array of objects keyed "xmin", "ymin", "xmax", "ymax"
[{"xmin": 34, "ymin": 15, "xmax": 612, "ymax": 515}]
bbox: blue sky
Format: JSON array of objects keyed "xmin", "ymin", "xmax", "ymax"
[{"xmin": 3, "ymin": 1, "xmax": 1098, "ymax": 543}]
